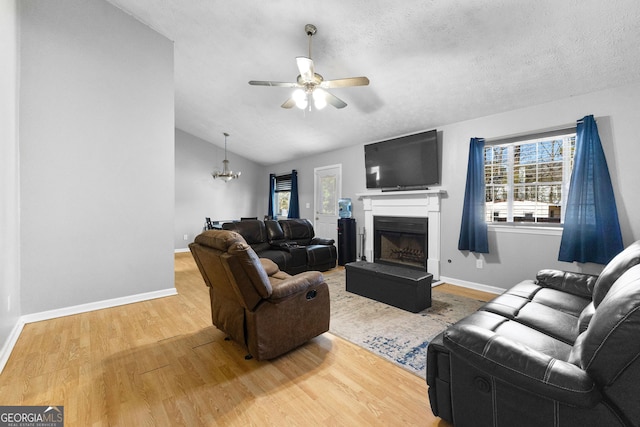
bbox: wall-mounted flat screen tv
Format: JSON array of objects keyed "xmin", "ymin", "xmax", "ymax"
[{"xmin": 364, "ymin": 129, "xmax": 439, "ymax": 190}]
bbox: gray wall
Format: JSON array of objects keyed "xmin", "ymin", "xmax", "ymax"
[
  {"xmin": 19, "ymin": 0, "xmax": 175, "ymax": 314},
  {"xmin": 0, "ymin": 0, "xmax": 21, "ymax": 349},
  {"xmin": 266, "ymin": 82, "xmax": 640, "ymax": 291},
  {"xmin": 439, "ymin": 84, "xmax": 640, "ymax": 289},
  {"xmin": 174, "ymin": 129, "xmax": 264, "ymax": 250}
]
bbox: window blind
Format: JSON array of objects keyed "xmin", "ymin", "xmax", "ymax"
[
  {"xmin": 486, "ymin": 126, "xmax": 576, "ymax": 146},
  {"xmin": 275, "ymin": 174, "xmax": 292, "ymax": 192}
]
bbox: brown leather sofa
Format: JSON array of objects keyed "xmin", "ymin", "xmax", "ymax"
[
  {"xmin": 189, "ymin": 229, "xmax": 330, "ymax": 361},
  {"xmin": 426, "ymin": 240, "xmax": 640, "ymax": 426},
  {"xmin": 223, "ymin": 218, "xmax": 337, "ymax": 274}
]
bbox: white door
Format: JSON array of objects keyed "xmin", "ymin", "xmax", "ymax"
[{"xmin": 314, "ymin": 164, "xmax": 341, "ymax": 244}]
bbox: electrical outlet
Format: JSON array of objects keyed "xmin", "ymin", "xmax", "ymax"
[
  {"xmin": 306, "ymin": 202, "xmax": 310, "ymax": 209},
  {"xmin": 183, "ymin": 234, "xmax": 189, "ymax": 241},
  {"xmin": 476, "ymin": 259, "xmax": 483, "ymax": 269}
]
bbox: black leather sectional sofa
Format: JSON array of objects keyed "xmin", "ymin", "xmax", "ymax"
[
  {"xmin": 427, "ymin": 240, "xmax": 640, "ymax": 427},
  {"xmin": 222, "ymin": 218, "xmax": 337, "ymax": 275}
]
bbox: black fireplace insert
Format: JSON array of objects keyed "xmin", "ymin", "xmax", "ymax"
[{"xmin": 373, "ymin": 216, "xmax": 428, "ymax": 271}]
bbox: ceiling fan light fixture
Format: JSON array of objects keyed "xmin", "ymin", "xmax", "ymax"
[
  {"xmin": 312, "ymin": 90, "xmax": 327, "ymax": 110},
  {"xmin": 293, "ymin": 88, "xmax": 308, "ymax": 109},
  {"xmin": 212, "ymin": 132, "xmax": 241, "ymax": 182},
  {"xmin": 249, "ymin": 24, "xmax": 369, "ymax": 111}
]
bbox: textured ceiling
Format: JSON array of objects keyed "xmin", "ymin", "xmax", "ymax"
[{"xmin": 107, "ymin": 0, "xmax": 640, "ymax": 165}]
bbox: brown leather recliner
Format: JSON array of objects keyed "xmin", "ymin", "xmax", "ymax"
[{"xmin": 189, "ymin": 230, "xmax": 330, "ymax": 361}]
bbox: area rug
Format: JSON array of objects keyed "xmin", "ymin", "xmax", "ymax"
[{"xmin": 324, "ymin": 269, "xmax": 486, "ymax": 377}]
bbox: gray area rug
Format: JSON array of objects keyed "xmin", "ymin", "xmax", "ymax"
[{"xmin": 324, "ymin": 269, "xmax": 485, "ymax": 377}]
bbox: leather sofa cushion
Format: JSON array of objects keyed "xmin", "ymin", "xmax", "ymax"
[
  {"xmin": 569, "ymin": 264, "xmax": 640, "ymax": 384},
  {"xmin": 225, "ymin": 241, "xmax": 272, "ymax": 306},
  {"xmin": 223, "ymin": 220, "xmax": 268, "ymax": 246},
  {"xmin": 513, "ymin": 302, "xmax": 582, "ymax": 344},
  {"xmin": 482, "ymin": 295, "xmax": 582, "ymax": 344},
  {"xmin": 502, "ymin": 281, "xmax": 591, "ymax": 316},
  {"xmin": 591, "ymin": 240, "xmax": 640, "ymax": 307},
  {"xmin": 256, "ymin": 249, "xmax": 293, "ymax": 272},
  {"xmin": 530, "ymin": 288, "xmax": 591, "ymax": 317},
  {"xmin": 260, "ymin": 258, "xmax": 280, "ymax": 276},
  {"xmin": 481, "ymin": 280, "xmax": 591, "ymax": 344},
  {"xmin": 280, "ymin": 219, "xmax": 314, "ymax": 245},
  {"xmin": 265, "ymin": 220, "xmax": 285, "ymax": 243},
  {"xmin": 577, "ymin": 302, "xmax": 595, "ymax": 334},
  {"xmin": 455, "ymin": 310, "xmax": 573, "ymax": 361}
]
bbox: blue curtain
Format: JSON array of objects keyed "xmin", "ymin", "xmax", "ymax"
[
  {"xmin": 458, "ymin": 138, "xmax": 489, "ymax": 253},
  {"xmin": 558, "ymin": 115, "xmax": 623, "ymax": 264},
  {"xmin": 268, "ymin": 173, "xmax": 276, "ymax": 219},
  {"xmin": 288, "ymin": 169, "xmax": 300, "ymax": 218}
]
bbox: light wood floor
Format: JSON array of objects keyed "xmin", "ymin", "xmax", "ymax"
[{"xmin": 0, "ymin": 253, "xmax": 494, "ymax": 426}]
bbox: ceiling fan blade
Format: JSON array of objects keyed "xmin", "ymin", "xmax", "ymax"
[
  {"xmin": 315, "ymin": 88, "xmax": 347, "ymax": 109},
  {"xmin": 320, "ymin": 76, "xmax": 370, "ymax": 89},
  {"xmin": 281, "ymin": 98, "xmax": 296, "ymax": 109},
  {"xmin": 296, "ymin": 57, "xmax": 315, "ymax": 83},
  {"xmin": 248, "ymin": 80, "xmax": 300, "ymax": 88}
]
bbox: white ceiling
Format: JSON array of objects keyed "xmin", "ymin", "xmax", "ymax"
[{"xmin": 107, "ymin": 0, "xmax": 640, "ymax": 166}]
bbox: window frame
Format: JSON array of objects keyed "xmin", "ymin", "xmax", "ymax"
[
  {"xmin": 274, "ymin": 173, "xmax": 292, "ymax": 218},
  {"xmin": 484, "ymin": 127, "xmax": 576, "ymax": 231}
]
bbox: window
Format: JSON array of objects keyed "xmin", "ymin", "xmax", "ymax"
[
  {"xmin": 485, "ymin": 131, "xmax": 576, "ymax": 224},
  {"xmin": 318, "ymin": 174, "xmax": 337, "ymax": 215},
  {"xmin": 274, "ymin": 173, "xmax": 292, "ymax": 217}
]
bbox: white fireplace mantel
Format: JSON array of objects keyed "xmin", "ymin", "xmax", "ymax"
[{"xmin": 357, "ymin": 189, "xmax": 445, "ymax": 279}]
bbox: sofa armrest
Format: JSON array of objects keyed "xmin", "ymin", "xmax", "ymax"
[
  {"xmin": 259, "ymin": 258, "xmax": 280, "ymax": 276},
  {"xmin": 311, "ymin": 237, "xmax": 335, "ymax": 245},
  {"xmin": 269, "ymin": 271, "xmax": 325, "ymax": 301},
  {"xmin": 443, "ymin": 324, "xmax": 601, "ymax": 408},
  {"xmin": 536, "ymin": 269, "xmax": 598, "ymax": 299}
]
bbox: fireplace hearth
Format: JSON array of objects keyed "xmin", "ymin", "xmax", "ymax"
[{"xmin": 374, "ymin": 216, "xmax": 428, "ymax": 271}]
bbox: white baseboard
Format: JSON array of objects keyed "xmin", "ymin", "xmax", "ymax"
[
  {"xmin": 20, "ymin": 288, "xmax": 178, "ymax": 324},
  {"xmin": 439, "ymin": 276, "xmax": 505, "ymax": 295},
  {"xmin": 0, "ymin": 287, "xmax": 177, "ymax": 374},
  {"xmin": 175, "ymin": 248, "xmax": 190, "ymax": 253},
  {"xmin": 0, "ymin": 318, "xmax": 26, "ymax": 375}
]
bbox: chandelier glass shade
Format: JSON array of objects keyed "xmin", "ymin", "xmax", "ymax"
[{"xmin": 212, "ymin": 132, "xmax": 241, "ymax": 181}]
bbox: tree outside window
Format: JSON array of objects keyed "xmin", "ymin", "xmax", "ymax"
[
  {"xmin": 277, "ymin": 191, "xmax": 290, "ymax": 217},
  {"xmin": 485, "ymin": 133, "xmax": 575, "ymax": 224},
  {"xmin": 320, "ymin": 175, "xmax": 337, "ymax": 215}
]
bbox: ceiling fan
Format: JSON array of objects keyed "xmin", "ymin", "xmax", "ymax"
[{"xmin": 249, "ymin": 24, "xmax": 369, "ymax": 110}]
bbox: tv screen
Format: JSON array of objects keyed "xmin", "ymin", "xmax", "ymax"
[{"xmin": 364, "ymin": 130, "xmax": 439, "ymax": 190}]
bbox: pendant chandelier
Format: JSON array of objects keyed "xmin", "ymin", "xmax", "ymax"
[{"xmin": 212, "ymin": 132, "xmax": 241, "ymax": 181}]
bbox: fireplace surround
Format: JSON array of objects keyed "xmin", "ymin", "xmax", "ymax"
[{"xmin": 358, "ymin": 189, "xmax": 444, "ymax": 279}]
